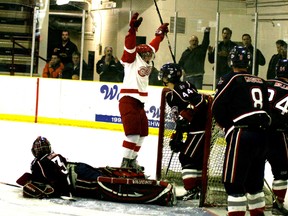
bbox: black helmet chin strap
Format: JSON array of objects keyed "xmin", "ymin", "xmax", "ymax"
[{"xmin": 163, "ymin": 81, "xmax": 169, "ymax": 86}]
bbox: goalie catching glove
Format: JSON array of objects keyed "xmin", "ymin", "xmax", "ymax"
[
  {"xmin": 23, "ymin": 182, "xmax": 54, "ymax": 198},
  {"xmin": 169, "ymin": 131, "xmax": 184, "ymax": 153},
  {"xmin": 129, "ymin": 12, "xmax": 143, "ymax": 31}
]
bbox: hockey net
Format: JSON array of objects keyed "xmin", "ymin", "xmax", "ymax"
[{"xmin": 156, "ymin": 88, "xmax": 272, "ymax": 207}]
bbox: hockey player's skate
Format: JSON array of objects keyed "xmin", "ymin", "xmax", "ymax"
[
  {"xmin": 121, "ymin": 158, "xmax": 130, "ymax": 168},
  {"xmin": 272, "ymin": 201, "xmax": 288, "ymax": 215},
  {"xmin": 177, "ymin": 187, "xmax": 201, "ymax": 201},
  {"xmin": 130, "ymin": 157, "xmax": 144, "ymax": 172}
]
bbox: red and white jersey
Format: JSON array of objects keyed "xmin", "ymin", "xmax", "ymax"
[
  {"xmin": 120, "ymin": 51, "xmax": 154, "ymax": 103},
  {"xmin": 120, "ymin": 27, "xmax": 163, "ymax": 103}
]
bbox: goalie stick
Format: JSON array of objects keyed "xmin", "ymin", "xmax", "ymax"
[
  {"xmin": 60, "ymin": 195, "xmax": 76, "ymax": 201},
  {"xmin": 153, "ymin": 0, "xmax": 176, "ymax": 63},
  {"xmin": 0, "ymin": 181, "xmax": 21, "ymax": 188}
]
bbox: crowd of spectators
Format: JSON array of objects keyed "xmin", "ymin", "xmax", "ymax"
[{"xmin": 43, "ymin": 28, "xmax": 288, "ymax": 88}]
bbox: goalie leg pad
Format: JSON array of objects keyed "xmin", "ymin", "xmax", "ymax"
[
  {"xmin": 74, "ymin": 178, "xmax": 101, "ymax": 199},
  {"xmin": 99, "ymin": 167, "xmax": 146, "ymax": 179},
  {"xmin": 23, "ymin": 182, "xmax": 54, "ymax": 198},
  {"xmin": 97, "ymin": 177, "xmax": 175, "ymax": 206}
]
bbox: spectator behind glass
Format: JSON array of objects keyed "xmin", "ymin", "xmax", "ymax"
[
  {"xmin": 208, "ymin": 27, "xmax": 237, "ymax": 84},
  {"xmin": 53, "ymin": 30, "xmax": 78, "ymax": 66},
  {"xmin": 266, "ymin": 39, "xmax": 287, "ymax": 79},
  {"xmin": 178, "ymin": 27, "xmax": 210, "ymax": 89},
  {"xmin": 62, "ymin": 51, "xmax": 92, "ymax": 81},
  {"xmin": 242, "ymin": 33, "xmax": 266, "ymax": 76},
  {"xmin": 96, "ymin": 46, "xmax": 124, "ymax": 82},
  {"xmin": 42, "ymin": 53, "xmax": 64, "ymax": 78}
]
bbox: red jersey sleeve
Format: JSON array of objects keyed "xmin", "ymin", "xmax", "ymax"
[
  {"xmin": 121, "ymin": 28, "xmax": 137, "ymax": 63},
  {"xmin": 149, "ymin": 35, "xmax": 163, "ymax": 53}
]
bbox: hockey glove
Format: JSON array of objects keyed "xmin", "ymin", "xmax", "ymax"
[
  {"xmin": 155, "ymin": 23, "xmax": 169, "ymax": 39},
  {"xmin": 23, "ymin": 182, "xmax": 54, "ymax": 198},
  {"xmin": 129, "ymin": 12, "xmax": 143, "ymax": 31},
  {"xmin": 169, "ymin": 132, "xmax": 183, "ymax": 153},
  {"xmin": 176, "ymin": 115, "xmax": 190, "ymax": 132}
]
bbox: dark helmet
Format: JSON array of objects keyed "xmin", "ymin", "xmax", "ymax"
[
  {"xmin": 31, "ymin": 136, "xmax": 52, "ymax": 158},
  {"xmin": 276, "ymin": 58, "xmax": 288, "ymax": 79},
  {"xmin": 159, "ymin": 63, "xmax": 182, "ymax": 84},
  {"xmin": 228, "ymin": 45, "xmax": 251, "ymax": 68},
  {"xmin": 136, "ymin": 44, "xmax": 154, "ymax": 59}
]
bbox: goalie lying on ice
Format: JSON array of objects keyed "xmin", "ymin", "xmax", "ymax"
[{"xmin": 16, "ymin": 136, "xmax": 175, "ymax": 206}]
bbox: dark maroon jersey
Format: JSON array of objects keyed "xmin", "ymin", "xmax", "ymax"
[
  {"xmin": 212, "ymin": 72, "xmax": 271, "ymax": 132},
  {"xmin": 267, "ymin": 78, "xmax": 288, "ymax": 131}
]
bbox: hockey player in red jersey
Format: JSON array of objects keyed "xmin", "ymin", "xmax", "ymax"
[
  {"xmin": 266, "ymin": 59, "xmax": 288, "ymax": 215},
  {"xmin": 158, "ymin": 63, "xmax": 209, "ymax": 201},
  {"xmin": 16, "ymin": 136, "xmax": 175, "ymax": 206},
  {"xmin": 212, "ymin": 46, "xmax": 271, "ymax": 216},
  {"xmin": 119, "ymin": 12, "xmax": 169, "ymax": 170}
]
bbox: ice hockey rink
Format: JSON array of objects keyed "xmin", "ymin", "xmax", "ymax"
[{"xmin": 0, "ymin": 120, "xmax": 286, "ymax": 216}]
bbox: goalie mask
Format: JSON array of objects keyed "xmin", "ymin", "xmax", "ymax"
[
  {"xmin": 276, "ymin": 58, "xmax": 288, "ymax": 79},
  {"xmin": 159, "ymin": 63, "xmax": 182, "ymax": 86},
  {"xmin": 136, "ymin": 44, "xmax": 154, "ymax": 61},
  {"xmin": 228, "ymin": 45, "xmax": 251, "ymax": 69},
  {"xmin": 32, "ymin": 136, "xmax": 52, "ymax": 158}
]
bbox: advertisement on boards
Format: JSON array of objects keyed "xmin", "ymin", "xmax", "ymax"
[{"xmin": 95, "ymin": 83, "xmax": 162, "ymax": 128}]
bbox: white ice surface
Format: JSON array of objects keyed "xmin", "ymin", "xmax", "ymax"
[{"xmin": 0, "ymin": 120, "xmax": 286, "ymax": 216}]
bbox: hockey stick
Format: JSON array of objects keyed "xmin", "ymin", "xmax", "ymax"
[
  {"xmin": 153, "ymin": 0, "xmax": 176, "ymax": 63},
  {"xmin": 263, "ymin": 178, "xmax": 282, "ymax": 208},
  {"xmin": 165, "ymin": 151, "xmax": 174, "ymax": 177},
  {"xmin": 0, "ymin": 181, "xmax": 21, "ymax": 188},
  {"xmin": 165, "ymin": 124, "xmax": 183, "ymax": 177},
  {"xmin": 60, "ymin": 194, "xmax": 76, "ymax": 201},
  {"xmin": 63, "ymin": 168, "xmax": 77, "ymax": 201}
]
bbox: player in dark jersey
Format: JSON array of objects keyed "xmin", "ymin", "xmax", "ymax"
[
  {"xmin": 158, "ymin": 63, "xmax": 209, "ymax": 201},
  {"xmin": 212, "ymin": 46, "xmax": 271, "ymax": 216},
  {"xmin": 16, "ymin": 136, "xmax": 175, "ymax": 206},
  {"xmin": 266, "ymin": 59, "xmax": 288, "ymax": 215}
]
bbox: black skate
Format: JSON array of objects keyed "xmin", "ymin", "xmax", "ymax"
[
  {"xmin": 121, "ymin": 158, "xmax": 130, "ymax": 168},
  {"xmin": 177, "ymin": 187, "xmax": 201, "ymax": 201},
  {"xmin": 120, "ymin": 157, "xmax": 145, "ymax": 174},
  {"xmin": 272, "ymin": 201, "xmax": 288, "ymax": 215},
  {"xmin": 129, "ymin": 157, "xmax": 144, "ymax": 172}
]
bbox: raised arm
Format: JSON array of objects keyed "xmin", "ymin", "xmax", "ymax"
[
  {"xmin": 121, "ymin": 13, "xmax": 143, "ymax": 63},
  {"xmin": 149, "ymin": 23, "xmax": 169, "ymax": 53}
]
